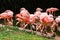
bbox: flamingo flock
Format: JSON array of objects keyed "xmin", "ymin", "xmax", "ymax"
[{"xmin": 0, "ymin": 7, "xmax": 60, "ymax": 40}]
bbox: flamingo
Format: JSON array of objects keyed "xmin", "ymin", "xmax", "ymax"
[
  {"xmin": 29, "ymin": 14, "xmax": 41, "ymax": 33},
  {"xmin": 54, "ymin": 16, "xmax": 60, "ymax": 40},
  {"xmin": 34, "ymin": 8, "xmax": 43, "ymax": 17},
  {"xmin": 34, "ymin": 8, "xmax": 43, "ymax": 34},
  {"xmin": 44, "ymin": 14, "xmax": 54, "ymax": 37},
  {"xmin": 39, "ymin": 12, "xmax": 48, "ymax": 27},
  {"xmin": 20, "ymin": 8, "xmax": 30, "ymax": 24},
  {"xmin": 30, "ymin": 14, "xmax": 35, "ymax": 24},
  {"xmin": 46, "ymin": 8, "xmax": 52, "ymax": 14},
  {"xmin": 16, "ymin": 8, "xmax": 30, "ymax": 29},
  {"xmin": 36, "ymin": 8, "xmax": 43, "ymax": 12},
  {"xmin": 55, "ymin": 16, "xmax": 60, "ymax": 31},
  {"xmin": 40, "ymin": 14, "xmax": 49, "ymax": 35},
  {"xmin": 15, "ymin": 14, "xmax": 24, "ymax": 27},
  {"xmin": 46, "ymin": 7, "xmax": 59, "ymax": 14},
  {"xmin": 29, "ymin": 14, "xmax": 36, "ymax": 31},
  {"xmin": 50, "ymin": 7, "xmax": 59, "ymax": 14},
  {"xmin": 5, "ymin": 10, "xmax": 13, "ymax": 22},
  {"xmin": 0, "ymin": 10, "xmax": 13, "ymax": 26},
  {"xmin": 5, "ymin": 10, "xmax": 13, "ymax": 26},
  {"xmin": 1, "ymin": 12, "xmax": 8, "ymax": 25},
  {"xmin": 55, "ymin": 16, "xmax": 60, "ymax": 23},
  {"xmin": 39, "ymin": 13, "xmax": 54, "ymax": 36}
]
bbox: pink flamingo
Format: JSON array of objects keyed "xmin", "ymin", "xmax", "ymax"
[
  {"xmin": 34, "ymin": 8, "xmax": 43, "ymax": 17},
  {"xmin": 45, "ymin": 14, "xmax": 54, "ymax": 37},
  {"xmin": 15, "ymin": 14, "xmax": 24, "ymax": 26},
  {"xmin": 46, "ymin": 7, "xmax": 59, "ymax": 14},
  {"xmin": 1, "ymin": 12, "xmax": 8, "ymax": 25},
  {"xmin": 55, "ymin": 16, "xmax": 60, "ymax": 23},
  {"xmin": 5, "ymin": 10, "xmax": 13, "ymax": 22},
  {"xmin": 39, "ymin": 13, "xmax": 54, "ymax": 36},
  {"xmin": 30, "ymin": 14, "xmax": 35, "ymax": 24},
  {"xmin": 36, "ymin": 8, "xmax": 43, "ymax": 12},
  {"xmin": 16, "ymin": 8, "xmax": 30, "ymax": 28},
  {"xmin": 0, "ymin": 10, "xmax": 13, "ymax": 26},
  {"xmin": 50, "ymin": 7, "xmax": 59, "ymax": 14},
  {"xmin": 29, "ymin": 14, "xmax": 36, "ymax": 31},
  {"xmin": 20, "ymin": 8, "xmax": 30, "ymax": 24},
  {"xmin": 34, "ymin": 8, "xmax": 43, "ymax": 34},
  {"xmin": 5, "ymin": 10, "xmax": 13, "ymax": 26},
  {"xmin": 46, "ymin": 8, "xmax": 51, "ymax": 14},
  {"xmin": 55, "ymin": 16, "xmax": 60, "ymax": 40}
]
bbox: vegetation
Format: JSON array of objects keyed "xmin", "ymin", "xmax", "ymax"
[{"xmin": 0, "ymin": 25, "xmax": 54, "ymax": 40}]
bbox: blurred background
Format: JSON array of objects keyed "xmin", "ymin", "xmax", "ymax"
[{"xmin": 0, "ymin": 0, "xmax": 60, "ymax": 15}]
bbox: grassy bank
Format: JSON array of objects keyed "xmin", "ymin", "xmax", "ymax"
[{"xmin": 0, "ymin": 25, "xmax": 54, "ymax": 40}]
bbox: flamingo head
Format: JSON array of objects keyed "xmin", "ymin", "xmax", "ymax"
[
  {"xmin": 20, "ymin": 8, "xmax": 26, "ymax": 11},
  {"xmin": 36, "ymin": 8, "xmax": 43, "ymax": 11}
]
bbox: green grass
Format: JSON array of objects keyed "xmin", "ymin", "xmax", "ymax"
[{"xmin": 0, "ymin": 26, "xmax": 54, "ymax": 40}]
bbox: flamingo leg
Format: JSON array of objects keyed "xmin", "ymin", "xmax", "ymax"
[
  {"xmin": 24, "ymin": 24, "xmax": 27, "ymax": 28},
  {"xmin": 29, "ymin": 24, "xmax": 33, "ymax": 33},
  {"xmin": 4, "ymin": 18, "xmax": 6, "ymax": 25}
]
